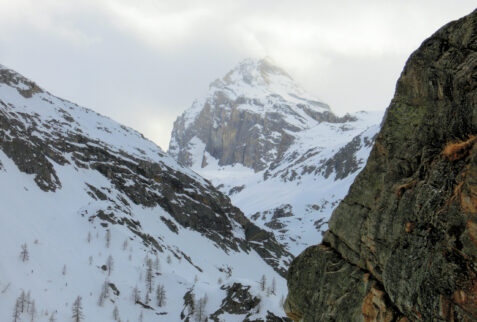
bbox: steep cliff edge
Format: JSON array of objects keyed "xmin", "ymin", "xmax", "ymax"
[{"xmin": 286, "ymin": 9, "xmax": 477, "ymax": 322}]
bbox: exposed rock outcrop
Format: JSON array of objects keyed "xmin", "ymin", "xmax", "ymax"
[{"xmin": 286, "ymin": 9, "xmax": 477, "ymax": 322}]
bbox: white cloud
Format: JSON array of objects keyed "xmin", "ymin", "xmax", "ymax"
[
  {"xmin": 103, "ymin": 0, "xmax": 213, "ymax": 50},
  {"xmin": 0, "ymin": 0, "xmax": 475, "ymax": 149},
  {"xmin": 0, "ymin": 0, "xmax": 102, "ymax": 46}
]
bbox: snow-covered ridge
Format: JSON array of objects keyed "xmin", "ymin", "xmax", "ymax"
[
  {"xmin": 0, "ymin": 64, "xmax": 203, "ymax": 182},
  {"xmin": 0, "ymin": 64, "xmax": 291, "ymax": 321}
]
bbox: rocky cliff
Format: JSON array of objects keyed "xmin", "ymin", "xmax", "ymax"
[{"xmin": 285, "ymin": 9, "xmax": 477, "ymax": 322}]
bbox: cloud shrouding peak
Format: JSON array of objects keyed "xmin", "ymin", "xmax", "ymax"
[{"xmin": 0, "ymin": 0, "xmax": 475, "ymax": 149}]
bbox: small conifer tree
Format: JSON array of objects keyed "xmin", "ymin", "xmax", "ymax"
[
  {"xmin": 106, "ymin": 230, "xmax": 111, "ymax": 248},
  {"xmin": 106, "ymin": 255, "xmax": 114, "ymax": 276},
  {"xmin": 156, "ymin": 284, "xmax": 166, "ymax": 307},
  {"xmin": 145, "ymin": 258, "xmax": 154, "ymax": 294},
  {"xmin": 12, "ymin": 297, "xmax": 21, "ymax": 322},
  {"xmin": 72, "ymin": 296, "xmax": 84, "ymax": 322},
  {"xmin": 259, "ymin": 274, "xmax": 266, "ymax": 291},
  {"xmin": 20, "ymin": 243, "xmax": 29, "ymax": 262},
  {"xmin": 98, "ymin": 280, "xmax": 109, "ymax": 306},
  {"xmin": 132, "ymin": 285, "xmax": 141, "ymax": 303},
  {"xmin": 112, "ymin": 305, "xmax": 119, "ymax": 320}
]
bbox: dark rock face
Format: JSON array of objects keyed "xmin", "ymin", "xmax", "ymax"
[
  {"xmin": 211, "ymin": 282, "xmax": 292, "ymax": 322},
  {"xmin": 285, "ymin": 245, "xmax": 403, "ymax": 322},
  {"xmin": 286, "ymin": 9, "xmax": 477, "ymax": 322},
  {"xmin": 171, "ymin": 100, "xmax": 299, "ymax": 172},
  {"xmin": 320, "ymin": 134, "xmax": 363, "ymax": 180},
  {"xmin": 0, "ymin": 66, "xmax": 42, "ymax": 98},
  {"xmin": 211, "ymin": 283, "xmax": 260, "ymax": 318}
]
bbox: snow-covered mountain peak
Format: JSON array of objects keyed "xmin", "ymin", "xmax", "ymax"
[
  {"xmin": 169, "ymin": 58, "xmax": 384, "ymax": 255},
  {"xmin": 208, "ymin": 57, "xmax": 329, "ymax": 112},
  {"xmin": 221, "ymin": 58, "xmax": 291, "ymax": 87},
  {"xmin": 169, "ymin": 58, "xmax": 346, "ymax": 173}
]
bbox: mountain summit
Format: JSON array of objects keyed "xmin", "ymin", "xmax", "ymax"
[
  {"xmin": 169, "ymin": 59, "xmax": 383, "ymax": 254},
  {"xmin": 209, "ymin": 58, "xmax": 328, "ymax": 110},
  {"xmin": 169, "ymin": 58, "xmax": 347, "ymax": 173}
]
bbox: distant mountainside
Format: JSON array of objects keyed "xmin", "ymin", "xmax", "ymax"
[
  {"xmin": 285, "ymin": 9, "xmax": 477, "ymax": 322},
  {"xmin": 0, "ymin": 64, "xmax": 292, "ymax": 321},
  {"xmin": 169, "ymin": 58, "xmax": 383, "ymax": 254}
]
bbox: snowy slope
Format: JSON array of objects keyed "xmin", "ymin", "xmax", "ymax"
[
  {"xmin": 0, "ymin": 64, "xmax": 291, "ymax": 321},
  {"xmin": 169, "ymin": 59, "xmax": 384, "ymax": 255}
]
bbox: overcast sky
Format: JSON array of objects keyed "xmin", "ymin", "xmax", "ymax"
[{"xmin": 0, "ymin": 1, "xmax": 475, "ymax": 150}]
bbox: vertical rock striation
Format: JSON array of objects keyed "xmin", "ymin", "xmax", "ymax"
[{"xmin": 286, "ymin": 9, "xmax": 477, "ymax": 322}]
